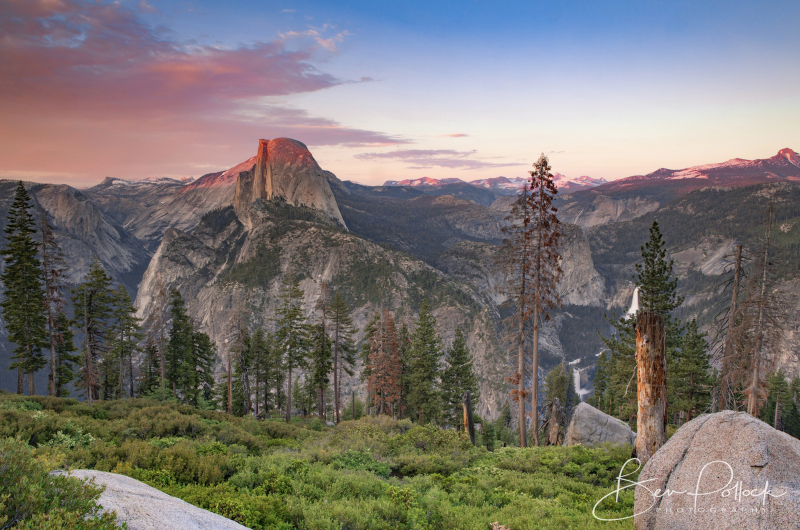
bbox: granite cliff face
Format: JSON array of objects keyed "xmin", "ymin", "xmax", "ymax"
[
  {"xmin": 2, "ymin": 144, "xmax": 799, "ymax": 416},
  {"xmin": 135, "ymin": 202, "xmax": 508, "ymax": 417},
  {"xmin": 233, "ymin": 138, "xmax": 345, "ymax": 230}
]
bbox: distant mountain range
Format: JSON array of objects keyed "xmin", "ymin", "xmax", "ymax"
[
  {"xmin": 1, "ymin": 143, "xmax": 799, "ymax": 415},
  {"xmin": 383, "ymin": 173, "xmax": 609, "ymax": 194}
]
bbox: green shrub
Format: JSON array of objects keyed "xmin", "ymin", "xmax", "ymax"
[
  {"xmin": 44, "ymin": 422, "xmax": 95, "ymax": 450},
  {"xmin": 331, "ymin": 450, "xmax": 392, "ymax": 478},
  {"xmin": 0, "ymin": 438, "xmax": 121, "ymax": 529},
  {"xmin": 0, "ymin": 400, "xmax": 42, "ymax": 411}
]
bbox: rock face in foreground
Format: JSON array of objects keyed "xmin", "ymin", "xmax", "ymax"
[
  {"xmin": 564, "ymin": 402, "xmax": 636, "ymax": 447},
  {"xmin": 634, "ymin": 411, "xmax": 800, "ymax": 530},
  {"xmin": 62, "ymin": 470, "xmax": 248, "ymax": 530}
]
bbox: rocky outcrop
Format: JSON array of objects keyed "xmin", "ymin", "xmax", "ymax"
[
  {"xmin": 634, "ymin": 411, "xmax": 800, "ymax": 530},
  {"xmin": 559, "ymin": 194, "xmax": 661, "ymax": 227},
  {"xmin": 564, "ymin": 402, "xmax": 636, "ymax": 446},
  {"xmin": 56, "ymin": 470, "xmax": 247, "ymax": 530},
  {"xmin": 233, "ymin": 138, "xmax": 346, "ymax": 230},
  {"xmin": 0, "ymin": 182, "xmax": 151, "ymax": 290},
  {"xmin": 134, "ymin": 203, "xmax": 506, "ymax": 418}
]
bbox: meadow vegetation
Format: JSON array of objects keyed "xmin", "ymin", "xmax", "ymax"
[{"xmin": 0, "ymin": 393, "xmax": 636, "ymax": 530}]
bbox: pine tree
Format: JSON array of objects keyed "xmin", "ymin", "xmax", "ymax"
[
  {"xmin": 72, "ymin": 257, "xmax": 114, "ymax": 403},
  {"xmin": 440, "ymin": 327, "xmax": 479, "ymax": 429},
  {"xmin": 274, "ymin": 277, "xmax": 310, "ymax": 423},
  {"xmin": 406, "ymin": 300, "xmax": 442, "ymax": 424},
  {"xmin": 673, "ymin": 319, "xmax": 713, "ymax": 421},
  {"xmin": 359, "ymin": 312, "xmax": 381, "ymax": 414},
  {"xmin": 598, "ymin": 220, "xmax": 682, "ymax": 421},
  {"xmin": 53, "ymin": 311, "xmax": 78, "ymax": 396},
  {"xmin": 329, "ymin": 290, "xmax": 356, "ymax": 423},
  {"xmin": 1, "ymin": 181, "xmax": 47, "ymax": 395},
  {"xmin": 110, "ymin": 285, "xmax": 142, "ymax": 399},
  {"xmin": 398, "ymin": 322, "xmax": 412, "ymax": 420},
  {"xmin": 141, "ymin": 277, "xmax": 169, "ymax": 395},
  {"xmin": 497, "ymin": 186, "xmax": 533, "ymax": 446},
  {"xmin": 191, "ymin": 328, "xmax": 216, "ymax": 406},
  {"xmin": 636, "ymin": 221, "xmax": 683, "ymax": 317},
  {"xmin": 309, "ymin": 322, "xmax": 333, "ymax": 420},
  {"xmin": 310, "ymin": 284, "xmax": 333, "ymax": 420},
  {"xmin": 366, "ymin": 309, "xmax": 402, "ymax": 417},
  {"xmin": 527, "ymin": 154, "xmax": 563, "ymax": 446},
  {"xmin": 166, "ymin": 289, "xmax": 193, "ymax": 399},
  {"xmin": 542, "ymin": 362, "xmax": 570, "ymax": 445},
  {"xmin": 760, "ymin": 370, "xmax": 791, "ymax": 430},
  {"xmin": 230, "ymin": 324, "xmax": 252, "ymax": 416},
  {"xmin": 39, "ymin": 207, "xmax": 68, "ymax": 396},
  {"xmin": 251, "ymin": 327, "xmax": 269, "ymax": 417},
  {"xmin": 139, "ymin": 335, "xmax": 161, "ymax": 397}
]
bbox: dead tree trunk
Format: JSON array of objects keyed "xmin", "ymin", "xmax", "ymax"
[
  {"xmin": 636, "ymin": 311, "xmax": 667, "ymax": 464},
  {"xmin": 747, "ymin": 212, "xmax": 773, "ymax": 416},
  {"xmin": 719, "ymin": 243, "xmax": 742, "ymax": 411}
]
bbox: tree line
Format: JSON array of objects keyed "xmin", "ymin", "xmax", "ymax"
[
  {"xmin": 589, "ymin": 202, "xmax": 800, "ymax": 439},
  {"xmin": 1, "ymin": 181, "xmax": 480, "ymax": 429}
]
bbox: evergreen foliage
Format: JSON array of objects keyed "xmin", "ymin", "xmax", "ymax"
[
  {"xmin": 406, "ymin": 300, "xmax": 442, "ymax": 424},
  {"xmin": 165, "ymin": 289, "xmax": 215, "ymax": 406},
  {"xmin": 274, "ymin": 277, "xmax": 310, "ymax": 422},
  {"xmin": 139, "ymin": 336, "xmax": 162, "ymax": 397},
  {"xmin": 53, "ymin": 311, "xmax": 79, "ymax": 397},
  {"xmin": 672, "ymin": 319, "xmax": 714, "ymax": 421},
  {"xmin": 596, "ymin": 220, "xmax": 683, "ymax": 423},
  {"xmin": 71, "ymin": 257, "xmax": 114, "ymax": 403},
  {"xmin": 329, "ymin": 290, "xmax": 356, "ymax": 423},
  {"xmin": 1, "ymin": 181, "xmax": 48, "ymax": 395},
  {"xmin": 109, "ymin": 285, "xmax": 142, "ymax": 399},
  {"xmin": 39, "ymin": 207, "xmax": 69, "ymax": 397},
  {"xmin": 440, "ymin": 327, "xmax": 479, "ymax": 429}
]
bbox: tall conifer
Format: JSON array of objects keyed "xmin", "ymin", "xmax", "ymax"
[
  {"xmin": 274, "ymin": 277, "xmax": 310, "ymax": 423},
  {"xmin": 440, "ymin": 327, "xmax": 479, "ymax": 429},
  {"xmin": 72, "ymin": 256, "xmax": 113, "ymax": 403},
  {"xmin": 406, "ymin": 300, "xmax": 442, "ymax": 424},
  {"xmin": 1, "ymin": 181, "xmax": 47, "ymax": 394},
  {"xmin": 329, "ymin": 290, "xmax": 356, "ymax": 423}
]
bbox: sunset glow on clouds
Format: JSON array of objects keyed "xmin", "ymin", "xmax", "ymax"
[{"xmin": 0, "ymin": 0, "xmax": 798, "ymax": 186}]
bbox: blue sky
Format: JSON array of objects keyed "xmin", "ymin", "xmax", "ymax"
[{"xmin": 1, "ymin": 0, "xmax": 798, "ymax": 185}]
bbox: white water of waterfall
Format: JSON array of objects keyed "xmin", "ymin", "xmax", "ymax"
[{"xmin": 573, "ymin": 368, "xmax": 590, "ymax": 400}]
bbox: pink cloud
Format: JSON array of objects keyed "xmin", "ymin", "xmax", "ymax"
[
  {"xmin": 355, "ymin": 149, "xmax": 521, "ymax": 170},
  {"xmin": 0, "ymin": 0, "xmax": 403, "ymax": 183}
]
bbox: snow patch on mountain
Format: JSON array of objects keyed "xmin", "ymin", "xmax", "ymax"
[{"xmin": 383, "ymin": 173, "xmax": 606, "ymax": 192}]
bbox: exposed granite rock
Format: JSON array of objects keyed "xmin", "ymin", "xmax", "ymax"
[
  {"xmin": 634, "ymin": 411, "xmax": 800, "ymax": 530},
  {"xmin": 56, "ymin": 470, "xmax": 248, "ymax": 530},
  {"xmin": 565, "ymin": 402, "xmax": 636, "ymax": 446},
  {"xmin": 234, "ymin": 138, "xmax": 345, "ymax": 229}
]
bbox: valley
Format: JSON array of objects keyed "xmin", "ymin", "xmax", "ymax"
[{"xmin": 1, "ymin": 141, "xmax": 799, "ymax": 417}]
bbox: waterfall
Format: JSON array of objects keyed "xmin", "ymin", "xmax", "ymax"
[
  {"xmin": 626, "ymin": 286, "xmax": 640, "ymax": 318},
  {"xmin": 569, "ymin": 359, "xmax": 590, "ymax": 400}
]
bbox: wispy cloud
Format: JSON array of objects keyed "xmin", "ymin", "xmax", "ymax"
[
  {"xmin": 356, "ymin": 149, "xmax": 522, "ymax": 170},
  {"xmin": 440, "ymin": 133, "xmax": 470, "ymax": 138},
  {"xmin": 0, "ymin": 0, "xmax": 402, "ymax": 181},
  {"xmin": 280, "ymin": 25, "xmax": 352, "ymax": 52}
]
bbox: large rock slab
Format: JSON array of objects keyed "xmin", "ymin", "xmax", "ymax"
[
  {"xmin": 634, "ymin": 411, "xmax": 800, "ymax": 530},
  {"xmin": 565, "ymin": 402, "xmax": 636, "ymax": 446},
  {"xmin": 58, "ymin": 470, "xmax": 248, "ymax": 530}
]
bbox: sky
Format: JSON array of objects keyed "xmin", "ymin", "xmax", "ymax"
[{"xmin": 0, "ymin": 0, "xmax": 798, "ymax": 188}]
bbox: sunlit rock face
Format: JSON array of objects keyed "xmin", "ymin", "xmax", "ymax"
[{"xmin": 234, "ymin": 138, "xmax": 346, "ymax": 230}]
